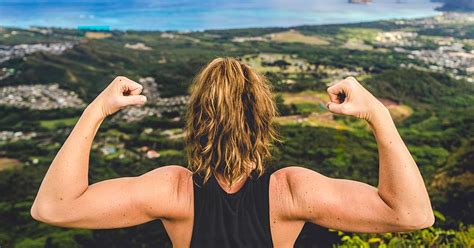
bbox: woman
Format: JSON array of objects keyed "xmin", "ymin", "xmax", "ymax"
[{"xmin": 31, "ymin": 57, "xmax": 434, "ymax": 247}]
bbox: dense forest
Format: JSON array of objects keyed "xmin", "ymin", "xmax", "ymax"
[{"xmin": 0, "ymin": 13, "xmax": 473, "ymax": 247}]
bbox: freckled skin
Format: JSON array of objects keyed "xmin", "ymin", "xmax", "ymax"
[{"xmin": 30, "ymin": 76, "xmax": 434, "ymax": 248}]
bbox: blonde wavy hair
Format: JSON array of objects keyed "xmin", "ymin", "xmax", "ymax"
[{"xmin": 184, "ymin": 57, "xmax": 282, "ymax": 188}]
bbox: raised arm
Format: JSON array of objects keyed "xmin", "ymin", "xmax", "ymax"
[
  {"xmin": 30, "ymin": 76, "xmax": 189, "ymax": 228},
  {"xmin": 285, "ymin": 77, "xmax": 434, "ymax": 233}
]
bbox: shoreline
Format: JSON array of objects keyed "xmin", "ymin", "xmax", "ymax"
[{"xmin": 0, "ymin": 12, "xmax": 447, "ymax": 34}]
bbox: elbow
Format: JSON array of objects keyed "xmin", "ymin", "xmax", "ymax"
[
  {"xmin": 30, "ymin": 201, "xmax": 51, "ymax": 223},
  {"xmin": 397, "ymin": 209, "xmax": 435, "ymax": 231},
  {"xmin": 424, "ymin": 210, "xmax": 436, "ymax": 228},
  {"xmin": 30, "ymin": 203, "xmax": 40, "ymax": 221},
  {"xmin": 412, "ymin": 211, "xmax": 435, "ymax": 230},
  {"xmin": 30, "ymin": 201, "xmax": 67, "ymax": 225}
]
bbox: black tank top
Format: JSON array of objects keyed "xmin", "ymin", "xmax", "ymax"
[{"xmin": 190, "ymin": 166, "xmax": 275, "ymax": 247}]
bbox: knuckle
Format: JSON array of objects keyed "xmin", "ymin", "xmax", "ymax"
[
  {"xmin": 344, "ymin": 77, "xmax": 355, "ymax": 84},
  {"xmin": 339, "ymin": 104, "xmax": 346, "ymax": 112},
  {"xmin": 340, "ymin": 104, "xmax": 351, "ymax": 114},
  {"xmin": 115, "ymin": 76, "xmax": 127, "ymax": 82},
  {"xmin": 346, "ymin": 76, "xmax": 356, "ymax": 81}
]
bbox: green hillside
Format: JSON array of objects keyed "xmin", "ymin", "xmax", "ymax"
[{"xmin": 0, "ymin": 13, "xmax": 473, "ymax": 247}]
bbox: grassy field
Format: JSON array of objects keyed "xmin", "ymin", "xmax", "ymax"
[
  {"xmin": 268, "ymin": 29, "xmax": 330, "ymax": 45},
  {"xmin": 39, "ymin": 117, "xmax": 79, "ymax": 129},
  {"xmin": 281, "ymin": 90, "xmax": 328, "ymax": 105},
  {"xmin": 276, "ymin": 90, "xmax": 413, "ymax": 129},
  {"xmin": 85, "ymin": 32, "xmax": 112, "ymax": 39},
  {"xmin": 275, "ymin": 112, "xmax": 350, "ymax": 130},
  {"xmin": 337, "ymin": 27, "xmax": 381, "ymax": 43},
  {"xmin": 0, "ymin": 157, "xmax": 22, "ymax": 171}
]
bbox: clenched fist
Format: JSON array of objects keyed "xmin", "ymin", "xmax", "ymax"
[
  {"xmin": 90, "ymin": 76, "xmax": 147, "ymax": 119},
  {"xmin": 326, "ymin": 77, "xmax": 388, "ymax": 124}
]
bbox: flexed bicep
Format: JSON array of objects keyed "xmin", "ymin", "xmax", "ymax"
[
  {"xmin": 285, "ymin": 166, "xmax": 428, "ymax": 233},
  {"xmin": 31, "ymin": 166, "xmax": 186, "ymax": 229}
]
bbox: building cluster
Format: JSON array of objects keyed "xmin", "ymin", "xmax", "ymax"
[
  {"xmin": 139, "ymin": 146, "xmax": 161, "ymax": 159},
  {"xmin": 156, "ymin": 95, "xmax": 190, "ymax": 109},
  {"xmin": 111, "ymin": 95, "xmax": 190, "ymax": 123},
  {"xmin": 320, "ymin": 66, "xmax": 362, "ymax": 86},
  {"xmin": 0, "ymin": 83, "xmax": 86, "ymax": 110},
  {"xmin": 393, "ymin": 40, "xmax": 474, "ymax": 82},
  {"xmin": 111, "ymin": 106, "xmax": 163, "ymax": 123},
  {"xmin": 375, "ymin": 31, "xmax": 421, "ymax": 47},
  {"xmin": 0, "ymin": 131, "xmax": 37, "ymax": 144},
  {"xmin": 232, "ymin": 36, "xmax": 266, "ymax": 43},
  {"xmin": 408, "ymin": 43, "xmax": 474, "ymax": 73},
  {"xmin": 160, "ymin": 32, "xmax": 200, "ymax": 43},
  {"xmin": 124, "ymin": 42, "xmax": 152, "ymax": 50},
  {"xmin": 0, "ymin": 42, "xmax": 74, "ymax": 64},
  {"xmin": 375, "ymin": 16, "xmax": 474, "ymax": 82},
  {"xmin": 160, "ymin": 128, "xmax": 185, "ymax": 140},
  {"xmin": 161, "ymin": 33, "xmax": 178, "ymax": 39},
  {"xmin": 100, "ymin": 146, "xmax": 117, "ymax": 156},
  {"xmin": 400, "ymin": 12, "xmax": 474, "ymax": 28},
  {"xmin": 28, "ymin": 27, "xmax": 53, "ymax": 35},
  {"xmin": 1, "ymin": 30, "xmax": 18, "ymax": 38},
  {"xmin": 139, "ymin": 77, "xmax": 162, "ymax": 100}
]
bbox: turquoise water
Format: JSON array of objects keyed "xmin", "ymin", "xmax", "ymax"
[{"xmin": 0, "ymin": 0, "xmax": 443, "ymax": 31}]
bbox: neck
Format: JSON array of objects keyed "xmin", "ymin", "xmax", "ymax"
[
  {"xmin": 215, "ymin": 168, "xmax": 254, "ymax": 190},
  {"xmin": 216, "ymin": 170, "xmax": 250, "ymax": 194}
]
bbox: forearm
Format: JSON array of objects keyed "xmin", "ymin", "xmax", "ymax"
[
  {"xmin": 369, "ymin": 107, "xmax": 433, "ymax": 222},
  {"xmin": 33, "ymin": 102, "xmax": 105, "ymax": 206}
]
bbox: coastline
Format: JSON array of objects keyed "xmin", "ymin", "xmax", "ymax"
[
  {"xmin": 0, "ymin": 0, "xmax": 444, "ymax": 32},
  {"xmin": 0, "ymin": 11, "xmax": 446, "ymax": 33}
]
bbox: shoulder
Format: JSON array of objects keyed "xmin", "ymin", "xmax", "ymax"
[
  {"xmin": 139, "ymin": 165, "xmax": 191, "ymax": 187},
  {"xmin": 142, "ymin": 165, "xmax": 192, "ymax": 180},
  {"xmin": 134, "ymin": 165, "xmax": 193, "ymax": 220},
  {"xmin": 269, "ymin": 166, "xmax": 326, "ymax": 221},
  {"xmin": 271, "ymin": 166, "xmax": 322, "ymax": 189}
]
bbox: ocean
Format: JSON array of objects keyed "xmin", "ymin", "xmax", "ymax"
[{"xmin": 0, "ymin": 0, "xmax": 443, "ymax": 31}]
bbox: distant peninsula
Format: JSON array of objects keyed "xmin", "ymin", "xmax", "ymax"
[{"xmin": 432, "ymin": 0, "xmax": 474, "ymax": 11}]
